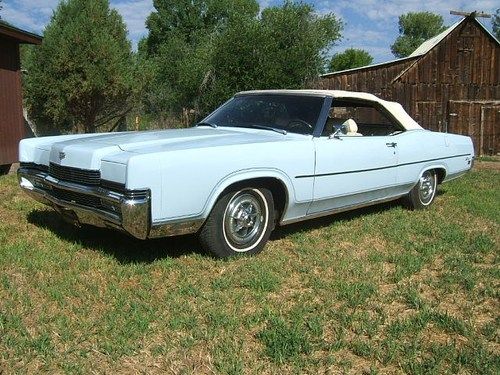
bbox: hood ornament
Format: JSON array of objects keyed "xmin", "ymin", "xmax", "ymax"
[{"xmin": 58, "ymin": 151, "xmax": 66, "ymax": 160}]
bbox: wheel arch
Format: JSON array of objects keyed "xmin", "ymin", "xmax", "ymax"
[
  {"xmin": 203, "ymin": 170, "xmax": 293, "ymax": 223},
  {"xmin": 417, "ymin": 165, "xmax": 447, "ymax": 185},
  {"xmin": 434, "ymin": 167, "xmax": 446, "ymax": 184}
]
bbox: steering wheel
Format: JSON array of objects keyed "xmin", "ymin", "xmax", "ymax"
[{"xmin": 286, "ymin": 119, "xmax": 313, "ymax": 133}]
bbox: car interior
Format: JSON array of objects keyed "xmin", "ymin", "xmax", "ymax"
[{"xmin": 322, "ymin": 100, "xmax": 404, "ymax": 137}]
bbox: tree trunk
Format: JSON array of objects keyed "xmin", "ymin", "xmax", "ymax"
[{"xmin": 84, "ymin": 116, "xmax": 96, "ymax": 133}]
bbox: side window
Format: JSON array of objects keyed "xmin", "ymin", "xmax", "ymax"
[{"xmin": 322, "ymin": 100, "xmax": 404, "ymax": 137}]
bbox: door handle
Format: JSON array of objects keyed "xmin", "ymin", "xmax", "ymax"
[{"xmin": 386, "ymin": 142, "xmax": 397, "ymax": 148}]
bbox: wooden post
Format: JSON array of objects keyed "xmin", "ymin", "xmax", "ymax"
[
  {"xmin": 450, "ymin": 10, "xmax": 491, "ymax": 18},
  {"xmin": 480, "ymin": 107, "xmax": 485, "ymax": 157}
]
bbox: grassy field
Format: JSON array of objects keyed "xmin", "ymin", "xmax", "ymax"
[{"xmin": 0, "ymin": 168, "xmax": 498, "ymax": 374}]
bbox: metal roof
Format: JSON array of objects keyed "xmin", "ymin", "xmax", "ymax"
[
  {"xmin": 408, "ymin": 18, "xmax": 465, "ymax": 57},
  {"xmin": 322, "ymin": 16, "xmax": 499, "ymax": 78},
  {"xmin": 321, "ymin": 55, "xmax": 418, "ymax": 77}
]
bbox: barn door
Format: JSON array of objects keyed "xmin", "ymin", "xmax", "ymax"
[
  {"xmin": 448, "ymin": 101, "xmax": 499, "ymax": 156},
  {"xmin": 480, "ymin": 106, "xmax": 499, "ymax": 156}
]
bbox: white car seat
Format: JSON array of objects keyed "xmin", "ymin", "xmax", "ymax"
[{"xmin": 342, "ymin": 119, "xmax": 362, "ymax": 136}]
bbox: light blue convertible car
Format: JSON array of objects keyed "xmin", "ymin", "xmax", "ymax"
[{"xmin": 18, "ymin": 90, "xmax": 474, "ymax": 257}]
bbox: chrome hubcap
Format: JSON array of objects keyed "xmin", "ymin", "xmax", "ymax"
[
  {"xmin": 224, "ymin": 192, "xmax": 264, "ymax": 249},
  {"xmin": 418, "ymin": 171, "xmax": 435, "ymax": 204}
]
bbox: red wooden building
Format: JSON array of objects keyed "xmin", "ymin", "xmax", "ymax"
[
  {"xmin": 0, "ymin": 22, "xmax": 42, "ymax": 174},
  {"xmin": 319, "ymin": 16, "xmax": 499, "ymax": 156}
]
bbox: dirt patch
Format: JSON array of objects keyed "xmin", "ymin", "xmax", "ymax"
[{"xmin": 474, "ymin": 161, "xmax": 500, "ymax": 171}]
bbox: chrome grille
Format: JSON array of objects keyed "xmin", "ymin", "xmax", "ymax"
[
  {"xmin": 49, "ymin": 163, "xmax": 100, "ymax": 186},
  {"xmin": 20, "ymin": 162, "xmax": 49, "ymax": 173}
]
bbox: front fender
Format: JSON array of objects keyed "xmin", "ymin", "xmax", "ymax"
[{"xmin": 200, "ymin": 168, "xmax": 296, "ymax": 219}]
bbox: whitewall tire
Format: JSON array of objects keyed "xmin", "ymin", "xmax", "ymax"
[{"xmin": 199, "ymin": 187, "xmax": 275, "ymax": 258}]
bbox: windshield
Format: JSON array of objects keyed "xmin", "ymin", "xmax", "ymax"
[{"xmin": 203, "ymin": 94, "xmax": 324, "ymax": 135}]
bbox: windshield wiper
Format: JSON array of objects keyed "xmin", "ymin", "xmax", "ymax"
[
  {"xmin": 246, "ymin": 124, "xmax": 287, "ymax": 135},
  {"xmin": 196, "ymin": 121, "xmax": 218, "ymax": 128}
]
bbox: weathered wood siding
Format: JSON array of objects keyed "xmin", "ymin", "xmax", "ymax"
[
  {"xmin": 0, "ymin": 36, "xmax": 24, "ymax": 165},
  {"xmin": 318, "ymin": 58, "xmax": 417, "ymax": 100},
  {"xmin": 319, "ymin": 17, "xmax": 500, "ymax": 155}
]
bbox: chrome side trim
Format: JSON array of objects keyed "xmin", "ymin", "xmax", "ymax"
[
  {"xmin": 280, "ymin": 194, "xmax": 406, "ymax": 225},
  {"xmin": 309, "ymin": 183, "xmax": 413, "ymax": 203},
  {"xmin": 442, "ymin": 170, "xmax": 468, "ymax": 183},
  {"xmin": 149, "ymin": 218, "xmax": 205, "ymax": 238}
]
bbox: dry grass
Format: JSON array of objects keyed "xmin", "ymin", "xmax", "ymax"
[{"xmin": 0, "ymin": 169, "xmax": 499, "ymax": 374}]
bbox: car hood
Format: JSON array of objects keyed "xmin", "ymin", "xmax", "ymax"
[
  {"xmin": 105, "ymin": 127, "xmax": 285, "ymax": 152},
  {"xmin": 48, "ymin": 127, "xmax": 289, "ymax": 170}
]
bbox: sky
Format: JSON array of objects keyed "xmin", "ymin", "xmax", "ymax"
[{"xmin": 1, "ymin": 0, "xmax": 498, "ymax": 64}]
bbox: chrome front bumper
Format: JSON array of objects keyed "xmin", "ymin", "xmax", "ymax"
[{"xmin": 18, "ymin": 167, "xmax": 151, "ymax": 239}]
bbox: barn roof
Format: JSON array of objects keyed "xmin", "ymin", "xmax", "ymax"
[
  {"xmin": 321, "ymin": 55, "xmax": 418, "ymax": 77},
  {"xmin": 0, "ymin": 21, "xmax": 42, "ymax": 44},
  {"xmin": 408, "ymin": 19, "xmax": 464, "ymax": 57},
  {"xmin": 322, "ymin": 16, "xmax": 499, "ymax": 78}
]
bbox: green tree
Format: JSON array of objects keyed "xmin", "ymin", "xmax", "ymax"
[
  {"xmin": 200, "ymin": 2, "xmax": 341, "ymax": 112},
  {"xmin": 328, "ymin": 48, "xmax": 373, "ymax": 72},
  {"xmin": 391, "ymin": 11, "xmax": 447, "ymax": 58},
  {"xmin": 145, "ymin": 0, "xmax": 259, "ymax": 53},
  {"xmin": 259, "ymin": 2, "xmax": 342, "ymax": 87},
  {"xmin": 23, "ymin": 0, "xmax": 134, "ymax": 134},
  {"xmin": 142, "ymin": 0, "xmax": 342, "ymax": 119},
  {"xmin": 141, "ymin": 0, "xmax": 260, "ymax": 116},
  {"xmin": 493, "ymin": 9, "xmax": 500, "ymax": 40}
]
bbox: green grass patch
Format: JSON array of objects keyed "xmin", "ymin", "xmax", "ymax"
[
  {"xmin": 477, "ymin": 156, "xmax": 499, "ymax": 162},
  {"xmin": 257, "ymin": 315, "xmax": 312, "ymax": 363},
  {"xmin": 0, "ymin": 170, "xmax": 498, "ymax": 373}
]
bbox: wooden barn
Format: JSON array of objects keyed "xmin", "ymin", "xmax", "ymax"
[
  {"xmin": 319, "ymin": 15, "xmax": 499, "ymax": 156},
  {"xmin": 0, "ymin": 22, "xmax": 42, "ymax": 174}
]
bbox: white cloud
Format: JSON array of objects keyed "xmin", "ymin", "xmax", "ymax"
[
  {"xmin": 327, "ymin": 0, "xmax": 498, "ymax": 23},
  {"xmin": 2, "ymin": 0, "xmax": 497, "ymax": 61},
  {"xmin": 258, "ymin": 0, "xmax": 272, "ymax": 9},
  {"xmin": 1, "ymin": 7, "xmax": 37, "ymax": 31},
  {"xmin": 317, "ymin": 0, "xmax": 498, "ymax": 63},
  {"xmin": 111, "ymin": 0, "xmax": 153, "ymax": 47},
  {"xmin": 1, "ymin": 0, "xmax": 153, "ymax": 48},
  {"xmin": 2, "ymin": 0, "xmax": 58, "ymax": 32}
]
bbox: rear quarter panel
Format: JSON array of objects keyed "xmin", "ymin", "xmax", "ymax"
[{"xmin": 395, "ymin": 130, "xmax": 474, "ymax": 188}]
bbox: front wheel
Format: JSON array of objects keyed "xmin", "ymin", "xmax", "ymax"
[
  {"xmin": 405, "ymin": 170, "xmax": 437, "ymax": 209},
  {"xmin": 199, "ymin": 187, "xmax": 275, "ymax": 258}
]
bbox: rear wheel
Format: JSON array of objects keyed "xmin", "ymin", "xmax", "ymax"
[
  {"xmin": 405, "ymin": 170, "xmax": 437, "ymax": 209},
  {"xmin": 0, "ymin": 164, "xmax": 11, "ymax": 175},
  {"xmin": 199, "ymin": 187, "xmax": 275, "ymax": 258}
]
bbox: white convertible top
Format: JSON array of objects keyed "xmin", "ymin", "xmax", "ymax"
[{"xmin": 237, "ymin": 89, "xmax": 423, "ymax": 130}]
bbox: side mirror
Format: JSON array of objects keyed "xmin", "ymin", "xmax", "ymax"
[{"xmin": 328, "ymin": 124, "xmax": 346, "ymax": 139}]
